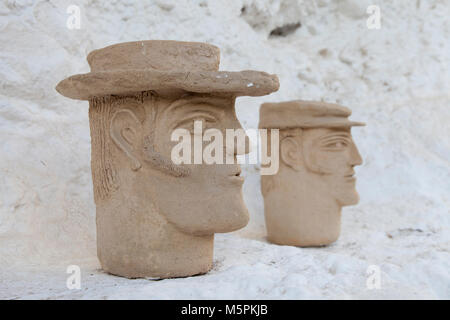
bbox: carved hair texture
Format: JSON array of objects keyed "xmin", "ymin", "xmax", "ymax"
[{"xmin": 88, "ymin": 91, "xmax": 153, "ymax": 202}]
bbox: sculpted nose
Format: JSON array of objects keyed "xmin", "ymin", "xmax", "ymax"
[{"xmin": 349, "ymin": 142, "xmax": 363, "ymax": 166}]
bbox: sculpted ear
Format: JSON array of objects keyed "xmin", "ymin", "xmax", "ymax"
[
  {"xmin": 110, "ymin": 109, "xmax": 142, "ymax": 171},
  {"xmin": 280, "ymin": 136, "xmax": 303, "ymax": 170}
]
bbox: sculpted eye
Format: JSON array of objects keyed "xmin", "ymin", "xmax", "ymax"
[
  {"xmin": 197, "ymin": 115, "xmax": 216, "ymax": 124},
  {"xmin": 321, "ymin": 138, "xmax": 349, "ymax": 150},
  {"xmin": 194, "ymin": 115, "xmax": 217, "ymax": 127},
  {"xmin": 326, "ymin": 141, "xmax": 346, "ymax": 148},
  {"xmin": 178, "ymin": 114, "xmax": 217, "ymax": 133}
]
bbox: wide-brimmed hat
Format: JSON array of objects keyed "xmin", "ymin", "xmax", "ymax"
[
  {"xmin": 56, "ymin": 40, "xmax": 279, "ymax": 100},
  {"xmin": 259, "ymin": 100, "xmax": 365, "ymax": 129}
]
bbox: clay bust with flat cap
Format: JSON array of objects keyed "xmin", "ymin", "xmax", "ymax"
[
  {"xmin": 56, "ymin": 40, "xmax": 279, "ymax": 278},
  {"xmin": 259, "ymin": 100, "xmax": 364, "ymax": 247}
]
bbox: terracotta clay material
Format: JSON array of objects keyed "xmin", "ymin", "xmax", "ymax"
[
  {"xmin": 259, "ymin": 100, "xmax": 365, "ymax": 247},
  {"xmin": 56, "ymin": 40, "xmax": 279, "ymax": 278}
]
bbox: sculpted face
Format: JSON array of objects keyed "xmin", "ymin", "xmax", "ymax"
[
  {"xmin": 152, "ymin": 95, "xmax": 250, "ymax": 235},
  {"xmin": 301, "ymin": 127, "xmax": 363, "ymax": 206},
  {"xmin": 59, "ymin": 40, "xmax": 280, "ymax": 278},
  {"xmin": 261, "ymin": 101, "xmax": 364, "ymax": 247},
  {"xmin": 110, "ymin": 93, "xmax": 249, "ymax": 236}
]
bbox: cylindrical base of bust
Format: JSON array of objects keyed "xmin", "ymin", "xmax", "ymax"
[
  {"xmin": 266, "ymin": 223, "xmax": 341, "ymax": 247},
  {"xmin": 264, "ymin": 198, "xmax": 342, "ymax": 247},
  {"xmin": 96, "ymin": 205, "xmax": 214, "ymax": 279}
]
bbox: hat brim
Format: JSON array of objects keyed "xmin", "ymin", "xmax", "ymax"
[
  {"xmin": 55, "ymin": 70, "xmax": 279, "ymax": 100},
  {"xmin": 259, "ymin": 119, "xmax": 365, "ymax": 129}
]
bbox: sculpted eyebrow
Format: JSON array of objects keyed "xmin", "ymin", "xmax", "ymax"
[
  {"xmin": 167, "ymin": 97, "xmax": 230, "ymax": 112},
  {"xmin": 175, "ymin": 109, "xmax": 218, "ymax": 124},
  {"xmin": 169, "ymin": 103, "xmax": 225, "ymax": 130},
  {"xmin": 318, "ymin": 132, "xmax": 351, "ymax": 144},
  {"xmin": 321, "ymin": 132, "xmax": 350, "ymax": 139}
]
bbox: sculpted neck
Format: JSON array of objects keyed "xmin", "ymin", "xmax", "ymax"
[
  {"xmin": 95, "ymin": 180, "xmax": 213, "ymax": 278},
  {"xmin": 263, "ymin": 166, "xmax": 342, "ymax": 247}
]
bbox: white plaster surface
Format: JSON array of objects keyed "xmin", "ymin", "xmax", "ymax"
[{"xmin": 0, "ymin": 0, "xmax": 449, "ymax": 299}]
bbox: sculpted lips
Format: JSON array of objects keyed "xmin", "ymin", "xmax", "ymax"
[
  {"xmin": 344, "ymin": 171, "xmax": 356, "ymax": 181},
  {"xmin": 229, "ymin": 167, "xmax": 244, "ymax": 184}
]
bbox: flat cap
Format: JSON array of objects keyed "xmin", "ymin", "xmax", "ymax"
[{"xmin": 259, "ymin": 100, "xmax": 365, "ymax": 129}]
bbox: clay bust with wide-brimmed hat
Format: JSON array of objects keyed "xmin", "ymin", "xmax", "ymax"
[
  {"xmin": 259, "ymin": 100, "xmax": 364, "ymax": 247},
  {"xmin": 56, "ymin": 40, "xmax": 279, "ymax": 278}
]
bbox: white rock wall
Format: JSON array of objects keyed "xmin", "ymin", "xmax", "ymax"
[{"xmin": 0, "ymin": 0, "xmax": 449, "ymax": 298}]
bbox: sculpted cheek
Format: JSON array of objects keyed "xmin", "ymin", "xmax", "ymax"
[
  {"xmin": 305, "ymin": 149, "xmax": 337, "ymax": 175},
  {"xmin": 318, "ymin": 153, "xmax": 339, "ymax": 174},
  {"xmin": 303, "ymin": 144, "xmax": 321, "ymax": 174}
]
